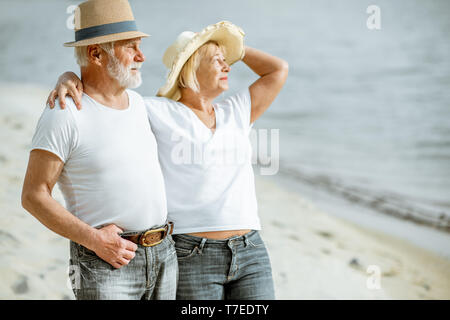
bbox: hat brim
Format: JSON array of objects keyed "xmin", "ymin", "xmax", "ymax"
[
  {"xmin": 64, "ymin": 31, "xmax": 150, "ymax": 47},
  {"xmin": 157, "ymin": 22, "xmax": 244, "ymax": 101}
]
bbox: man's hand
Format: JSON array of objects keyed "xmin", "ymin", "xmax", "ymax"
[
  {"xmin": 90, "ymin": 224, "xmax": 138, "ymax": 269},
  {"xmin": 47, "ymin": 72, "xmax": 83, "ymax": 110}
]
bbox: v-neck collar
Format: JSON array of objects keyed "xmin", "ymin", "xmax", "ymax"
[{"xmin": 176, "ymin": 101, "xmax": 219, "ymax": 138}]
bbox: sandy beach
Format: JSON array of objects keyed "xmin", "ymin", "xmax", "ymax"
[{"xmin": 0, "ymin": 83, "xmax": 449, "ymax": 300}]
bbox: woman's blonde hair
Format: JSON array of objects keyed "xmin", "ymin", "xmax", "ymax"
[{"xmin": 177, "ymin": 41, "xmax": 227, "ymax": 93}]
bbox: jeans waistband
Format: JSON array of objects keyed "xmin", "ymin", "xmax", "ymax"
[
  {"xmin": 119, "ymin": 221, "xmax": 170, "ymax": 237},
  {"xmin": 173, "ymin": 230, "xmax": 258, "ymax": 247}
]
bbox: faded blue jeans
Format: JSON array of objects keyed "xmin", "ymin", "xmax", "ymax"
[
  {"xmin": 173, "ymin": 230, "xmax": 275, "ymax": 300},
  {"xmin": 69, "ymin": 235, "xmax": 178, "ymax": 300}
]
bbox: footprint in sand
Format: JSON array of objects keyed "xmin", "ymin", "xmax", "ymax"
[
  {"xmin": 0, "ymin": 230, "xmax": 19, "ymax": 245},
  {"xmin": 2, "ymin": 115, "xmax": 11, "ymax": 124},
  {"xmin": 13, "ymin": 122, "xmax": 24, "ymax": 130},
  {"xmin": 271, "ymin": 220, "xmax": 286, "ymax": 229},
  {"xmin": 1, "ymin": 115, "xmax": 24, "ymax": 130},
  {"xmin": 348, "ymin": 257, "xmax": 365, "ymax": 272},
  {"xmin": 413, "ymin": 280, "xmax": 431, "ymax": 292},
  {"xmin": 381, "ymin": 267, "xmax": 399, "ymax": 277},
  {"xmin": 316, "ymin": 230, "xmax": 334, "ymax": 239},
  {"xmin": 11, "ymin": 275, "xmax": 29, "ymax": 295}
]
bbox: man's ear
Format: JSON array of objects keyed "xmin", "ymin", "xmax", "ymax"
[{"xmin": 87, "ymin": 45, "xmax": 105, "ymax": 66}]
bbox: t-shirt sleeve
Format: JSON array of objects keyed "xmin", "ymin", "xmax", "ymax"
[
  {"xmin": 226, "ymin": 88, "xmax": 253, "ymax": 132},
  {"xmin": 30, "ymin": 105, "xmax": 78, "ymax": 163},
  {"xmin": 143, "ymin": 96, "xmax": 157, "ymax": 121},
  {"xmin": 142, "ymin": 96, "xmax": 172, "ymax": 129}
]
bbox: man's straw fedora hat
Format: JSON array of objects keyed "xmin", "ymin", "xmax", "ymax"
[
  {"xmin": 64, "ymin": 0, "xmax": 149, "ymax": 47},
  {"xmin": 157, "ymin": 21, "xmax": 245, "ymax": 101}
]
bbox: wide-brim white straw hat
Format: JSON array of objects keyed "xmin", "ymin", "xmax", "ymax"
[
  {"xmin": 64, "ymin": 0, "xmax": 149, "ymax": 47},
  {"xmin": 157, "ymin": 21, "xmax": 245, "ymax": 101}
]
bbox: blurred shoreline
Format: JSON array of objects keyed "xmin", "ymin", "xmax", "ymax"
[
  {"xmin": 276, "ymin": 166, "xmax": 450, "ymax": 232},
  {"xmin": 263, "ymin": 168, "xmax": 450, "ymax": 260},
  {"xmin": 0, "ymin": 83, "xmax": 449, "ymax": 299}
]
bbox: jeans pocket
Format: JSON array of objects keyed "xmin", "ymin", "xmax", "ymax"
[
  {"xmin": 247, "ymin": 232, "xmax": 265, "ymax": 248},
  {"xmin": 167, "ymin": 234, "xmax": 176, "ymax": 247},
  {"xmin": 248, "ymin": 240, "xmax": 264, "ymax": 248},
  {"xmin": 77, "ymin": 245, "xmax": 100, "ymax": 262},
  {"xmin": 175, "ymin": 245, "xmax": 198, "ymax": 260}
]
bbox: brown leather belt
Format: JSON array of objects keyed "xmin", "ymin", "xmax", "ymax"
[{"xmin": 121, "ymin": 222, "xmax": 174, "ymax": 247}]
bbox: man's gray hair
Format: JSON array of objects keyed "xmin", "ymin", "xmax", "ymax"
[{"xmin": 74, "ymin": 42, "xmax": 115, "ymax": 67}]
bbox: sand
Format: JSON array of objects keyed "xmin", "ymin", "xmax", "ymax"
[
  {"xmin": 257, "ymin": 176, "xmax": 450, "ymax": 299},
  {"xmin": 0, "ymin": 83, "xmax": 449, "ymax": 300}
]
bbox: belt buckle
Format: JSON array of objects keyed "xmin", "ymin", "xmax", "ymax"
[{"xmin": 140, "ymin": 226, "xmax": 167, "ymax": 247}]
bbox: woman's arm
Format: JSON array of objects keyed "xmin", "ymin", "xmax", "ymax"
[
  {"xmin": 47, "ymin": 72, "xmax": 83, "ymax": 110},
  {"xmin": 241, "ymin": 46, "xmax": 289, "ymax": 123}
]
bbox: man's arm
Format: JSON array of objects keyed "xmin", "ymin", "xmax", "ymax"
[
  {"xmin": 242, "ymin": 46, "xmax": 289, "ymax": 124},
  {"xmin": 21, "ymin": 149, "xmax": 137, "ymax": 269}
]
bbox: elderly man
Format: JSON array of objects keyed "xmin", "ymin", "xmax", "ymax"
[{"xmin": 21, "ymin": 0, "xmax": 177, "ymax": 300}]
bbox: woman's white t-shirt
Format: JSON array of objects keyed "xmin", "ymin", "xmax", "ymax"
[{"xmin": 144, "ymin": 89, "xmax": 260, "ymax": 234}]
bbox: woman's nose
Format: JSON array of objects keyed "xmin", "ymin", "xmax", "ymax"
[{"xmin": 222, "ymin": 62, "xmax": 230, "ymax": 72}]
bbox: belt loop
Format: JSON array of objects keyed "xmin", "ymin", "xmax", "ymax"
[
  {"xmin": 198, "ymin": 238, "xmax": 207, "ymax": 254},
  {"xmin": 244, "ymin": 233, "xmax": 250, "ymax": 247},
  {"xmin": 163, "ymin": 221, "xmax": 173, "ymax": 238}
]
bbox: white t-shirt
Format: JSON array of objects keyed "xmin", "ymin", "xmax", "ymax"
[
  {"xmin": 144, "ymin": 89, "xmax": 260, "ymax": 234},
  {"xmin": 31, "ymin": 90, "xmax": 167, "ymax": 232}
]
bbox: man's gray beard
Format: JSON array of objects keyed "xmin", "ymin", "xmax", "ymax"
[{"xmin": 106, "ymin": 55, "xmax": 142, "ymax": 89}]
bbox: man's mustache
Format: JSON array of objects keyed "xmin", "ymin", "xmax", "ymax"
[{"xmin": 130, "ymin": 62, "xmax": 143, "ymax": 70}]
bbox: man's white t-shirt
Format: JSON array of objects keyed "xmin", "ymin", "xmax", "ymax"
[
  {"xmin": 144, "ymin": 89, "xmax": 260, "ymax": 234},
  {"xmin": 31, "ymin": 90, "xmax": 167, "ymax": 232}
]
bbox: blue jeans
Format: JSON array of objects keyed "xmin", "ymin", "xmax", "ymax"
[
  {"xmin": 173, "ymin": 230, "xmax": 275, "ymax": 300},
  {"xmin": 69, "ymin": 235, "xmax": 178, "ymax": 300}
]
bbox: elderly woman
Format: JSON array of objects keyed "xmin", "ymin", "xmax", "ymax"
[{"xmin": 48, "ymin": 21, "xmax": 288, "ymax": 300}]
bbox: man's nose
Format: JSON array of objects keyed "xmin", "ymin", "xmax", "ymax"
[{"xmin": 135, "ymin": 49, "xmax": 145, "ymax": 62}]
